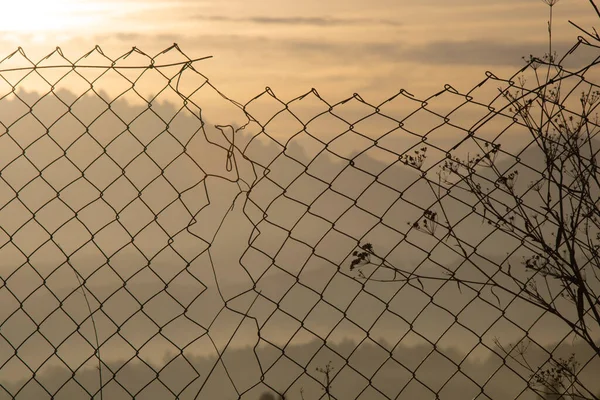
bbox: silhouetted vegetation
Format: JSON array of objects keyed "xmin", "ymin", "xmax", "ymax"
[{"xmin": 350, "ymin": 1, "xmax": 600, "ymax": 399}]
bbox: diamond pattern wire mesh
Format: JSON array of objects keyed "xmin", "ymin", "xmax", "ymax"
[{"xmin": 0, "ymin": 37, "xmax": 598, "ymax": 400}]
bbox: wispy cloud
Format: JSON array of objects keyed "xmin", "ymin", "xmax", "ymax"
[
  {"xmin": 78, "ymin": 32, "xmax": 595, "ymax": 70},
  {"xmin": 402, "ymin": 39, "xmax": 594, "ymax": 67},
  {"xmin": 192, "ymin": 15, "xmax": 402, "ymax": 27}
]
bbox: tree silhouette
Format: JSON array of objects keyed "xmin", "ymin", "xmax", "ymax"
[
  {"xmin": 351, "ymin": 1, "xmax": 600, "ymax": 399},
  {"xmin": 259, "ymin": 392, "xmax": 276, "ymax": 400},
  {"xmin": 258, "ymin": 391, "xmax": 284, "ymax": 400}
]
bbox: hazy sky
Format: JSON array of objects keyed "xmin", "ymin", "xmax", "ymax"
[
  {"xmin": 1, "ymin": 0, "xmax": 598, "ymax": 104},
  {"xmin": 1, "ymin": 1, "xmax": 600, "ymax": 389}
]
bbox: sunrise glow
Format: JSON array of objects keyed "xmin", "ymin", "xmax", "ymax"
[{"xmin": 1, "ymin": 0, "xmax": 100, "ymax": 32}]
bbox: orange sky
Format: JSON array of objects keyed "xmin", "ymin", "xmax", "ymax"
[{"xmin": 1, "ymin": 0, "xmax": 598, "ymax": 104}]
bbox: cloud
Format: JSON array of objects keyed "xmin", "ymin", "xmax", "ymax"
[
  {"xmin": 114, "ymin": 32, "xmax": 143, "ymax": 42},
  {"xmin": 402, "ymin": 39, "xmax": 592, "ymax": 67},
  {"xmin": 76, "ymin": 32, "xmax": 597, "ymax": 74},
  {"xmin": 97, "ymin": 32, "xmax": 593, "ymax": 70},
  {"xmin": 192, "ymin": 14, "xmax": 402, "ymax": 27},
  {"xmin": 86, "ymin": 32, "xmax": 404, "ymax": 63}
]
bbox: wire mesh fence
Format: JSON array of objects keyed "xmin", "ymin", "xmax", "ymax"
[{"xmin": 0, "ymin": 32, "xmax": 598, "ymax": 400}]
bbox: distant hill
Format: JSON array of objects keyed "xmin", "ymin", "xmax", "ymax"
[{"xmin": 1, "ymin": 337, "xmax": 598, "ymax": 400}]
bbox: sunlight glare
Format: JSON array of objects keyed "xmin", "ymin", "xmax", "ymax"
[{"xmin": 2, "ymin": 0, "xmax": 90, "ymax": 32}]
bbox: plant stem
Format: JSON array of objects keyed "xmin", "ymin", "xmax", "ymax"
[{"xmin": 71, "ymin": 265, "xmax": 104, "ymax": 400}]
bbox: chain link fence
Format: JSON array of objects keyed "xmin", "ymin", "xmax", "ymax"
[{"xmin": 0, "ymin": 31, "xmax": 598, "ymax": 400}]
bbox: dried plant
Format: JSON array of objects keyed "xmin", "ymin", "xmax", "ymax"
[{"xmin": 351, "ymin": 1, "xmax": 600, "ymax": 398}]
